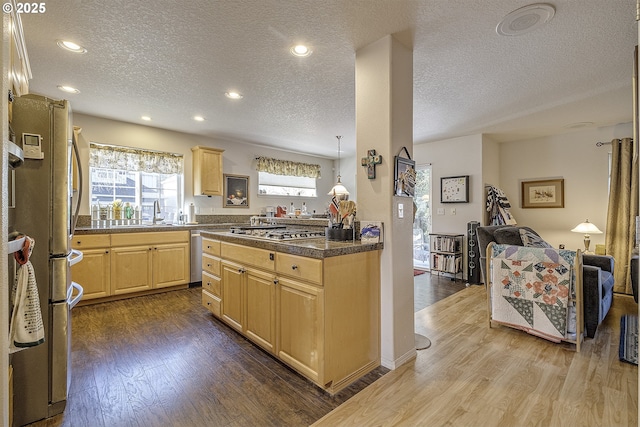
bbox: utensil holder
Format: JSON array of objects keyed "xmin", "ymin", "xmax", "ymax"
[{"xmin": 325, "ymin": 227, "xmax": 354, "ymax": 241}]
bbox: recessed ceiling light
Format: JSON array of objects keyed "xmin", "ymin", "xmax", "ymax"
[
  {"xmin": 141, "ymin": 116, "xmax": 152, "ymax": 121},
  {"xmin": 193, "ymin": 115, "xmax": 205, "ymax": 122},
  {"xmin": 290, "ymin": 44, "xmax": 312, "ymax": 57},
  {"xmin": 225, "ymin": 91, "xmax": 243, "ymax": 99},
  {"xmin": 496, "ymin": 3, "xmax": 555, "ymax": 36},
  {"xmin": 57, "ymin": 85, "xmax": 80, "ymax": 94},
  {"xmin": 56, "ymin": 40, "xmax": 87, "ymax": 54}
]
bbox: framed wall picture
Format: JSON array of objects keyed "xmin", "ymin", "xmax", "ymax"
[
  {"xmin": 224, "ymin": 174, "xmax": 249, "ymax": 208},
  {"xmin": 394, "ymin": 147, "xmax": 416, "ymax": 197},
  {"xmin": 521, "ymin": 178, "xmax": 564, "ymax": 208},
  {"xmin": 441, "ymin": 175, "xmax": 469, "ymax": 203}
]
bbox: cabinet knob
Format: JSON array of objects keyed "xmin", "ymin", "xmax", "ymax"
[
  {"xmin": 273, "ymin": 279, "xmax": 279, "ymax": 285},
  {"xmin": 291, "ymin": 264, "xmax": 298, "ymax": 270},
  {"xmin": 105, "ymin": 250, "xmax": 109, "ymax": 254},
  {"xmin": 238, "ymin": 268, "xmax": 246, "ymax": 273}
]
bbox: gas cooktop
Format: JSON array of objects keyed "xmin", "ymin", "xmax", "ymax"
[
  {"xmin": 262, "ymin": 229, "xmax": 325, "ymax": 240},
  {"xmin": 228, "ymin": 226, "xmax": 324, "ymax": 240}
]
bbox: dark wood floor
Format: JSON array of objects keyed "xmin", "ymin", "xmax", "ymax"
[
  {"xmin": 414, "ymin": 270, "xmax": 468, "ymax": 312},
  {"xmin": 26, "ymin": 273, "xmax": 465, "ymax": 427}
]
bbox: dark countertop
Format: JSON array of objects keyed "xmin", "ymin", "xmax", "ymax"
[
  {"xmin": 74, "ymin": 223, "xmax": 237, "ymax": 234},
  {"xmin": 201, "ymin": 230, "xmax": 382, "ymax": 259}
]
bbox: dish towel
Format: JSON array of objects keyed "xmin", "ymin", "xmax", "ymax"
[{"xmin": 9, "ymin": 235, "xmax": 45, "ymax": 353}]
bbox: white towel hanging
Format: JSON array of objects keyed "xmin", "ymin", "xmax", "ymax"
[{"xmin": 9, "ymin": 235, "xmax": 45, "ymax": 353}]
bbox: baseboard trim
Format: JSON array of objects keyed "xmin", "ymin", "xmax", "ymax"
[{"xmin": 381, "ymin": 347, "xmax": 417, "ymax": 370}]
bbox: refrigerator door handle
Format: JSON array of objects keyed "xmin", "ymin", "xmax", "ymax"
[
  {"xmin": 68, "ymin": 249, "xmax": 83, "ymax": 267},
  {"xmin": 68, "ymin": 282, "xmax": 84, "ymax": 309}
]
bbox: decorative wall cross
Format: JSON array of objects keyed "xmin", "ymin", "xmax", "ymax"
[{"xmin": 361, "ymin": 149, "xmax": 382, "ymax": 179}]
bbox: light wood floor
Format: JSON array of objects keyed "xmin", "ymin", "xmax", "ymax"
[{"xmin": 314, "ymin": 286, "xmax": 639, "ymax": 427}]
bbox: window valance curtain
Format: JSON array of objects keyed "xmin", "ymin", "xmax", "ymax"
[
  {"xmin": 90, "ymin": 143, "xmax": 184, "ymax": 174},
  {"xmin": 256, "ymin": 156, "xmax": 321, "ymax": 178}
]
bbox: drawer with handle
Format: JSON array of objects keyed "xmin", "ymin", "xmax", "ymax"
[
  {"xmin": 202, "ymin": 271, "xmax": 221, "ymax": 297},
  {"xmin": 202, "ymin": 289, "xmax": 221, "ymax": 317},
  {"xmin": 202, "ymin": 253, "xmax": 221, "ymax": 276},
  {"xmin": 275, "ymin": 252, "xmax": 323, "ymax": 285},
  {"xmin": 202, "ymin": 238, "xmax": 221, "ymax": 256},
  {"xmin": 72, "ymin": 234, "xmax": 110, "ymax": 249}
]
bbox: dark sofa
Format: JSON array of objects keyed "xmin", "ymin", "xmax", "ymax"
[{"xmin": 477, "ymin": 225, "xmax": 614, "ymax": 339}]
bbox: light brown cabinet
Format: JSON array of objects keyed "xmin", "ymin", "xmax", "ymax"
[
  {"xmin": 201, "ymin": 238, "xmax": 380, "ymax": 394},
  {"xmin": 277, "ymin": 276, "xmax": 323, "ymax": 382},
  {"xmin": 73, "ymin": 231, "xmax": 190, "ymax": 304},
  {"xmin": 202, "ymin": 238, "xmax": 222, "ymax": 317},
  {"xmin": 71, "ymin": 234, "xmax": 111, "ymax": 300},
  {"xmin": 192, "ymin": 146, "xmax": 224, "ymax": 196}
]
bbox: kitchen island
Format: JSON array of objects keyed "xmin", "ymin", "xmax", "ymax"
[{"xmin": 200, "ymin": 230, "xmax": 382, "ymax": 394}]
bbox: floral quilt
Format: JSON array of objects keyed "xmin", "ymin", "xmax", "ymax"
[{"xmin": 490, "ymin": 244, "xmax": 576, "ymax": 341}]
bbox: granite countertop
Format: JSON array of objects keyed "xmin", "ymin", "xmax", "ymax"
[
  {"xmin": 74, "ymin": 223, "xmax": 238, "ymax": 234},
  {"xmin": 201, "ymin": 230, "xmax": 382, "ymax": 259}
]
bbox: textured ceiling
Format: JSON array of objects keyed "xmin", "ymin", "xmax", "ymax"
[{"xmin": 18, "ymin": 0, "xmax": 638, "ymax": 157}]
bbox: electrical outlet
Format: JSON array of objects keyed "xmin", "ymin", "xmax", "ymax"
[
  {"xmin": 398, "ymin": 203, "xmax": 404, "ymax": 218},
  {"xmin": 450, "ymin": 208, "xmax": 456, "ymax": 215},
  {"xmin": 437, "ymin": 208, "xmax": 445, "ymax": 215}
]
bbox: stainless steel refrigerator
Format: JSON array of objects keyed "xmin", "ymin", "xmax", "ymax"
[{"xmin": 10, "ymin": 94, "xmax": 84, "ymax": 426}]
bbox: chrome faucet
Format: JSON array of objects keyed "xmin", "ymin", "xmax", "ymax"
[{"xmin": 153, "ymin": 200, "xmax": 164, "ymax": 224}]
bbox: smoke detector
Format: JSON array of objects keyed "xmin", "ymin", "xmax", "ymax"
[{"xmin": 496, "ymin": 3, "xmax": 555, "ymax": 36}]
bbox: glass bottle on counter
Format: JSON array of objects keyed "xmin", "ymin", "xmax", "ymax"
[
  {"xmin": 301, "ymin": 202, "xmax": 307, "ymax": 214},
  {"xmin": 290, "ymin": 202, "xmax": 295, "ymax": 216}
]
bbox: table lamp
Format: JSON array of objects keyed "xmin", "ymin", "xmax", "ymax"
[{"xmin": 571, "ymin": 219, "xmax": 602, "ymax": 253}]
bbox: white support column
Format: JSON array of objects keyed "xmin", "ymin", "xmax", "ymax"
[{"xmin": 356, "ymin": 34, "xmax": 416, "ymax": 369}]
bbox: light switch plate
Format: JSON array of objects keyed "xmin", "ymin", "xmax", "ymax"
[{"xmin": 398, "ymin": 203, "xmax": 404, "ymax": 218}]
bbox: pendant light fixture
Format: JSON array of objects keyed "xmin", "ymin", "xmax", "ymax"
[{"xmin": 328, "ymin": 135, "xmax": 349, "ymax": 198}]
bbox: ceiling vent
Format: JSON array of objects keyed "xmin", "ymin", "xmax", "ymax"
[{"xmin": 496, "ymin": 3, "xmax": 555, "ymax": 36}]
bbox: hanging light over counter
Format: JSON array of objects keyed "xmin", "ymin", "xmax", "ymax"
[{"xmin": 328, "ymin": 135, "xmax": 349, "ymax": 198}]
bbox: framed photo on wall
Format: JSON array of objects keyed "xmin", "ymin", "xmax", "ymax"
[
  {"xmin": 224, "ymin": 174, "xmax": 249, "ymax": 208},
  {"xmin": 441, "ymin": 175, "xmax": 469, "ymax": 203},
  {"xmin": 521, "ymin": 178, "xmax": 564, "ymax": 208},
  {"xmin": 394, "ymin": 147, "xmax": 416, "ymax": 197}
]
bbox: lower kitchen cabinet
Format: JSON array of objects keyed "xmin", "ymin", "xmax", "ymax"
[
  {"xmin": 111, "ymin": 245, "xmax": 153, "ymax": 294},
  {"xmin": 221, "ymin": 260, "xmax": 245, "ymax": 332},
  {"xmin": 245, "ymin": 268, "xmax": 277, "ymax": 354},
  {"xmin": 73, "ymin": 230, "xmax": 190, "ymax": 303},
  {"xmin": 277, "ymin": 276, "xmax": 323, "ymax": 382},
  {"xmin": 202, "ymin": 239, "xmax": 380, "ymax": 394},
  {"xmin": 71, "ymin": 234, "xmax": 111, "ymax": 300},
  {"xmin": 153, "ymin": 242, "xmax": 190, "ymax": 288}
]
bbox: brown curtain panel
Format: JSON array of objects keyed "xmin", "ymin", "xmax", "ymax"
[{"xmin": 606, "ymin": 138, "xmax": 639, "ymax": 294}]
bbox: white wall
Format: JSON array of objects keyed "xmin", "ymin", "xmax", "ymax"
[
  {"xmin": 414, "ymin": 134, "xmax": 485, "ymax": 233},
  {"xmin": 412, "ymin": 122, "xmax": 632, "ymax": 254},
  {"xmin": 500, "ymin": 122, "xmax": 632, "ymax": 250},
  {"xmin": 73, "ymin": 113, "xmax": 335, "ymax": 217}
]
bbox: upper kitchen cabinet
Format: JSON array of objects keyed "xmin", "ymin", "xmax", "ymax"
[
  {"xmin": 192, "ymin": 146, "xmax": 224, "ymax": 196},
  {"xmin": 8, "ymin": 10, "xmax": 31, "ymax": 97}
]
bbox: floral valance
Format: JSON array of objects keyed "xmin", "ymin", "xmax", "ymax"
[
  {"xmin": 256, "ymin": 156, "xmax": 321, "ymax": 179},
  {"xmin": 90, "ymin": 143, "xmax": 184, "ymax": 175}
]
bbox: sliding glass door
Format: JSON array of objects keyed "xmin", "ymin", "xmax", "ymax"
[{"xmin": 413, "ymin": 164, "xmax": 432, "ymax": 270}]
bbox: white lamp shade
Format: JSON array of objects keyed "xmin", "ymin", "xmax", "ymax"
[
  {"xmin": 571, "ymin": 220, "xmax": 602, "ymax": 234},
  {"xmin": 328, "ymin": 182, "xmax": 349, "ymax": 196}
]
